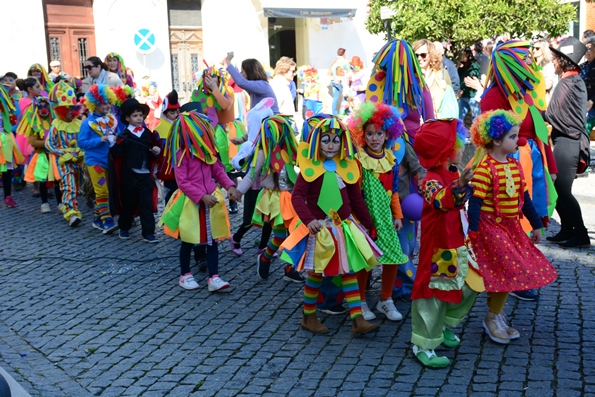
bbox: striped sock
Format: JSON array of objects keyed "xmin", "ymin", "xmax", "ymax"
[
  {"xmin": 342, "ymin": 273, "xmax": 363, "ymax": 319},
  {"xmin": 303, "ymin": 274, "xmax": 323, "ymax": 315},
  {"xmin": 96, "ymin": 198, "xmax": 110, "ymax": 222},
  {"xmin": 262, "ymin": 226, "xmax": 286, "ymax": 262}
]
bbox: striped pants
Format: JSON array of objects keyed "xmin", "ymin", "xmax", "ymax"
[{"xmin": 57, "ymin": 162, "xmax": 82, "ymax": 220}]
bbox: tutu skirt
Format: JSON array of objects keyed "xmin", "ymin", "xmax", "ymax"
[
  {"xmin": 252, "ymin": 189, "xmax": 297, "ymax": 228},
  {"xmin": 24, "ymin": 152, "xmax": 60, "ymax": 182}
]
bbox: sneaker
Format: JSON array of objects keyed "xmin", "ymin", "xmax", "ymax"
[
  {"xmin": 102, "ymin": 219, "xmax": 119, "ymax": 234},
  {"xmin": 318, "ymin": 304, "xmax": 347, "ymax": 315},
  {"xmin": 207, "ymin": 274, "xmax": 230, "ymax": 292},
  {"xmin": 179, "ymin": 273, "xmax": 200, "ymax": 290},
  {"xmin": 143, "ymin": 234, "xmax": 158, "ymax": 243},
  {"xmin": 257, "ymin": 255, "xmax": 270, "ymax": 280},
  {"xmin": 376, "ymin": 299, "xmax": 403, "ymax": 321},
  {"xmin": 498, "ymin": 313, "xmax": 520, "ymax": 340},
  {"xmin": 360, "ymin": 301, "xmax": 376, "ymax": 321},
  {"xmin": 230, "ymin": 237, "xmax": 243, "ymax": 256},
  {"xmin": 92, "ymin": 218, "xmax": 104, "ymax": 231},
  {"xmin": 40, "ymin": 203, "xmax": 51, "ymax": 213},
  {"xmin": 68, "ymin": 215, "xmax": 81, "ymax": 227},
  {"xmin": 119, "ymin": 230, "xmax": 130, "ymax": 239},
  {"xmin": 412, "ymin": 345, "xmax": 450, "ymax": 368},
  {"xmin": 283, "ymin": 269, "xmax": 305, "ymax": 283},
  {"xmin": 483, "ymin": 312, "xmax": 510, "ymax": 344},
  {"xmin": 509, "ymin": 289, "xmax": 539, "ymax": 301},
  {"xmin": 4, "ymin": 196, "xmax": 17, "ymax": 208}
]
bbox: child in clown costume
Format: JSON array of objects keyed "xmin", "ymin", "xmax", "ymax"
[
  {"xmin": 348, "ymin": 101, "xmax": 409, "ymax": 321},
  {"xmin": 410, "ymin": 118, "xmax": 478, "ymax": 368},
  {"xmin": 45, "ymin": 81, "xmax": 85, "ymax": 227},
  {"xmin": 468, "ymin": 110, "xmax": 557, "ymax": 345},
  {"xmin": 0, "ymin": 84, "xmax": 24, "ymax": 207},
  {"xmin": 281, "ymin": 115, "xmax": 382, "ymax": 336},
  {"xmin": 27, "ymin": 63, "xmax": 53, "ymax": 97},
  {"xmin": 78, "ymin": 84, "xmax": 119, "ymax": 233},
  {"xmin": 17, "ymin": 95, "xmax": 62, "ymax": 213},
  {"xmin": 159, "ymin": 112, "xmax": 241, "ymax": 292},
  {"xmin": 236, "ymin": 114, "xmax": 303, "ymax": 282}
]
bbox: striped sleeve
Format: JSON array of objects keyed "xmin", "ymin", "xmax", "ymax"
[{"xmin": 472, "ymin": 162, "xmax": 491, "ymax": 200}]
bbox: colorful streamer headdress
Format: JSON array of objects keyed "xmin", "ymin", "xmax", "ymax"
[
  {"xmin": 348, "ymin": 101, "xmax": 405, "ymax": 149},
  {"xmin": 104, "ymin": 52, "xmax": 128, "ymax": 85},
  {"xmin": 16, "ymin": 96, "xmax": 54, "ymax": 138},
  {"xmin": 0, "ymin": 84, "xmax": 16, "ymax": 127},
  {"xmin": 28, "ymin": 63, "xmax": 53, "ymax": 93},
  {"xmin": 191, "ymin": 66, "xmax": 232, "ymax": 110},
  {"xmin": 306, "ymin": 115, "xmax": 355, "ymax": 161},
  {"xmin": 163, "ymin": 112, "xmax": 219, "ymax": 173}
]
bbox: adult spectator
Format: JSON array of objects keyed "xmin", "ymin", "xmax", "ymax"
[
  {"xmin": 81, "ymin": 56, "xmax": 124, "ymax": 93},
  {"xmin": 533, "ymin": 39, "xmax": 557, "ymax": 104},
  {"xmin": 435, "ymin": 42, "xmax": 460, "ymax": 93},
  {"xmin": 546, "ymin": 37, "xmax": 591, "ymax": 248},
  {"xmin": 583, "ymin": 29, "xmax": 595, "ymax": 42},
  {"xmin": 413, "ymin": 39, "xmax": 454, "ymax": 118},
  {"xmin": 580, "ymin": 37, "xmax": 595, "ymax": 134},
  {"xmin": 329, "ymin": 48, "xmax": 349, "ymax": 116},
  {"xmin": 269, "ymin": 56, "xmax": 296, "ymax": 114},
  {"xmin": 473, "ymin": 40, "xmax": 490, "ymax": 80},
  {"xmin": 457, "ymin": 47, "xmax": 481, "ymax": 124},
  {"xmin": 48, "ymin": 60, "xmax": 70, "ymax": 81}
]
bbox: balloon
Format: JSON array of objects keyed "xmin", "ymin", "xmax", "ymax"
[{"xmin": 401, "ymin": 192, "xmax": 423, "ymax": 221}]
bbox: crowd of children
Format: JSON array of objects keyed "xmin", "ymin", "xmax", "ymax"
[{"xmin": 0, "ymin": 38, "xmax": 576, "ymax": 369}]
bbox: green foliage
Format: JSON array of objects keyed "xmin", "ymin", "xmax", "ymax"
[{"xmin": 365, "ymin": 0, "xmax": 577, "ymax": 52}]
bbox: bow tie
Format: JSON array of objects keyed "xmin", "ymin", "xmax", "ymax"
[{"xmin": 133, "ymin": 126, "xmax": 143, "ymax": 133}]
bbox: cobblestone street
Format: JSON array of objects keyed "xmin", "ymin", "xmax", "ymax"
[{"xmin": 1, "ymin": 175, "xmax": 594, "ymax": 397}]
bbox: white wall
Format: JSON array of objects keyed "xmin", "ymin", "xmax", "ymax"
[
  {"xmin": 202, "ymin": 0, "xmax": 270, "ymax": 69},
  {"xmin": 0, "ymin": 0, "xmax": 47, "ymax": 77},
  {"xmin": 93, "ymin": 0, "xmax": 172, "ymax": 94}
]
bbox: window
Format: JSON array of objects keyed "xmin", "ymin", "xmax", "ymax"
[
  {"xmin": 78, "ymin": 38, "xmax": 89, "ymax": 77},
  {"xmin": 50, "ymin": 37, "xmax": 61, "ymax": 62},
  {"xmin": 168, "ymin": 0, "xmax": 202, "ymax": 27},
  {"xmin": 171, "ymin": 54, "xmax": 179, "ymax": 91},
  {"xmin": 191, "ymin": 54, "xmax": 199, "ymax": 75}
]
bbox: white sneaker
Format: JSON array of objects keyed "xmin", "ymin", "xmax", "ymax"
[
  {"xmin": 360, "ymin": 301, "xmax": 376, "ymax": 320},
  {"xmin": 68, "ymin": 215, "xmax": 81, "ymax": 227},
  {"xmin": 376, "ymin": 299, "xmax": 403, "ymax": 321},
  {"xmin": 179, "ymin": 273, "xmax": 199, "ymax": 290},
  {"xmin": 208, "ymin": 274, "xmax": 230, "ymax": 292},
  {"xmin": 40, "ymin": 203, "xmax": 51, "ymax": 213},
  {"xmin": 498, "ymin": 312, "xmax": 520, "ymax": 340}
]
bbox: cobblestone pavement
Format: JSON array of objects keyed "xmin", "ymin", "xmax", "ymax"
[{"xmin": 0, "ymin": 174, "xmax": 594, "ymax": 397}]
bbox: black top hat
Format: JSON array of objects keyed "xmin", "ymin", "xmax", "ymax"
[
  {"xmin": 120, "ymin": 98, "xmax": 150, "ymax": 121},
  {"xmin": 550, "ymin": 37, "xmax": 588, "ymax": 69}
]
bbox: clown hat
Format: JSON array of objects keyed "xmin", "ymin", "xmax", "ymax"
[
  {"xmin": 162, "ymin": 90, "xmax": 180, "ymax": 112},
  {"xmin": 120, "ymin": 98, "xmax": 149, "ymax": 120},
  {"xmin": 414, "ymin": 118, "xmax": 467, "ymax": 169},
  {"xmin": 50, "ymin": 81, "xmax": 78, "ymax": 108}
]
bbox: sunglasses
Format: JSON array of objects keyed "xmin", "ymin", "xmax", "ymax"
[
  {"xmin": 416, "ymin": 53, "xmax": 428, "ymax": 59},
  {"xmin": 83, "ymin": 65, "xmax": 94, "ymax": 70}
]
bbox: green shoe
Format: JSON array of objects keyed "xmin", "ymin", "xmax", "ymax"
[
  {"xmin": 412, "ymin": 345, "xmax": 450, "ymax": 368},
  {"xmin": 441, "ymin": 327, "xmax": 461, "ymax": 348}
]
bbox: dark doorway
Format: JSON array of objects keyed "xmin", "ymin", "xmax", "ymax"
[{"xmin": 268, "ymin": 18, "xmax": 296, "ymax": 67}]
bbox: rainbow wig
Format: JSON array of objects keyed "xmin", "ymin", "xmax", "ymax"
[
  {"xmin": 112, "ymin": 85, "xmax": 136, "ymax": 107},
  {"xmin": 471, "ymin": 110, "xmax": 521, "ymax": 148},
  {"xmin": 141, "ymin": 80, "xmax": 158, "ymax": 97},
  {"xmin": 163, "ymin": 112, "xmax": 219, "ymax": 173},
  {"xmin": 104, "ymin": 52, "xmax": 128, "ymax": 85},
  {"xmin": 484, "ymin": 40, "xmax": 541, "ymax": 101},
  {"xmin": 301, "ymin": 113, "xmax": 332, "ymax": 142},
  {"xmin": 28, "ymin": 63, "xmax": 53, "ymax": 93},
  {"xmin": 348, "ymin": 101, "xmax": 404, "ymax": 149},
  {"xmin": 245, "ymin": 115, "xmax": 298, "ymax": 178},
  {"xmin": 306, "ymin": 114, "xmax": 355, "ymax": 161},
  {"xmin": 371, "ymin": 39, "xmax": 428, "ymax": 120},
  {"xmin": 82, "ymin": 84, "xmax": 117, "ymax": 113}
]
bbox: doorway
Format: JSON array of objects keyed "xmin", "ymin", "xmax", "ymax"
[{"xmin": 268, "ymin": 18, "xmax": 297, "ymax": 67}]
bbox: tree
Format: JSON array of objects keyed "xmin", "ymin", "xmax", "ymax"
[{"xmin": 365, "ymin": 0, "xmax": 576, "ymax": 52}]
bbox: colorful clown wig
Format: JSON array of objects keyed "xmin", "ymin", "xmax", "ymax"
[
  {"xmin": 244, "ymin": 115, "xmax": 298, "ymax": 178},
  {"xmin": 301, "ymin": 113, "xmax": 332, "ymax": 142},
  {"xmin": 27, "ymin": 63, "xmax": 53, "ymax": 93},
  {"xmin": 163, "ymin": 112, "xmax": 219, "ymax": 174},
  {"xmin": 348, "ymin": 101, "xmax": 405, "ymax": 149},
  {"xmin": 484, "ymin": 40, "xmax": 541, "ymax": 100},
  {"xmin": 104, "ymin": 52, "xmax": 128, "ymax": 85},
  {"xmin": 141, "ymin": 80, "xmax": 158, "ymax": 97},
  {"xmin": 82, "ymin": 84, "xmax": 117, "ymax": 113},
  {"xmin": 112, "ymin": 85, "xmax": 136, "ymax": 107},
  {"xmin": 470, "ymin": 110, "xmax": 521, "ymax": 149},
  {"xmin": 305, "ymin": 114, "xmax": 356, "ymax": 161},
  {"xmin": 371, "ymin": 39, "xmax": 428, "ymax": 120}
]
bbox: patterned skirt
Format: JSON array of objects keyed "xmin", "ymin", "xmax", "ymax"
[
  {"xmin": 473, "ymin": 213, "xmax": 557, "ymax": 292},
  {"xmin": 251, "ymin": 189, "xmax": 297, "ymax": 228},
  {"xmin": 24, "ymin": 152, "xmax": 60, "ymax": 182}
]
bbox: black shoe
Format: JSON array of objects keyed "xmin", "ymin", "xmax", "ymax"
[
  {"xmin": 318, "ymin": 304, "xmax": 347, "ymax": 315},
  {"xmin": 558, "ymin": 233, "xmax": 591, "ymax": 248},
  {"xmin": 546, "ymin": 229, "xmax": 574, "ymax": 242},
  {"xmin": 509, "ymin": 289, "xmax": 540, "ymax": 301},
  {"xmin": 257, "ymin": 255, "xmax": 270, "ymax": 280},
  {"xmin": 283, "ymin": 269, "xmax": 305, "ymax": 283}
]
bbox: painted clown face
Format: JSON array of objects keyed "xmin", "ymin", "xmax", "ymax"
[
  {"xmin": 364, "ymin": 123, "xmax": 388, "ymax": 152},
  {"xmin": 319, "ymin": 132, "xmax": 341, "ymax": 159}
]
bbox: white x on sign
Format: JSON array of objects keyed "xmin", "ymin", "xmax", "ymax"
[{"xmin": 134, "ymin": 29, "xmax": 156, "ymax": 54}]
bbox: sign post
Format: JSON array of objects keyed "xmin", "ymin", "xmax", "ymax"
[
  {"xmin": 134, "ymin": 28, "xmax": 156, "ymax": 75},
  {"xmin": 380, "ymin": 6, "xmax": 396, "ymax": 39}
]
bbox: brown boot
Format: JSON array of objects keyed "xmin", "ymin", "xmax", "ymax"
[
  {"xmin": 352, "ymin": 315, "xmax": 380, "ymax": 336},
  {"xmin": 301, "ymin": 313, "xmax": 329, "ymax": 334}
]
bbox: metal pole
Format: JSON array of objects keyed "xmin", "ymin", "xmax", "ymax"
[{"xmin": 385, "ymin": 20, "xmax": 391, "ymax": 39}]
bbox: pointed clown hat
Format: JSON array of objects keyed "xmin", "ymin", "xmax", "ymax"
[{"xmin": 50, "ymin": 81, "xmax": 79, "ymax": 108}]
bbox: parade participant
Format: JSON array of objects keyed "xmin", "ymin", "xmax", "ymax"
[
  {"xmin": 45, "ymin": 81, "xmax": 85, "ymax": 226},
  {"xmin": 104, "ymin": 52, "xmax": 134, "ymax": 88},
  {"xmin": 236, "ymin": 114, "xmax": 303, "ymax": 282},
  {"xmin": 15, "ymin": 77, "xmax": 41, "ymax": 192},
  {"xmin": 0, "ymin": 84, "xmax": 23, "ymax": 207},
  {"xmin": 81, "ymin": 57, "xmax": 124, "ymax": 94},
  {"xmin": 78, "ymin": 84, "xmax": 119, "ymax": 233},
  {"xmin": 17, "ymin": 95, "xmax": 61, "ymax": 213},
  {"xmin": 410, "ymin": 118, "xmax": 477, "ymax": 368},
  {"xmin": 159, "ymin": 112, "xmax": 240, "ymax": 291},
  {"xmin": 469, "ymin": 110, "xmax": 558, "ymax": 344},
  {"xmin": 140, "ymin": 81, "xmax": 162, "ymax": 131},
  {"xmin": 280, "ymin": 115, "xmax": 381, "ymax": 336},
  {"xmin": 111, "ymin": 98, "xmax": 160, "ymax": 242},
  {"xmin": 27, "ymin": 63, "xmax": 53, "ymax": 96},
  {"xmin": 348, "ymin": 102, "xmax": 408, "ymax": 321},
  {"xmin": 154, "ymin": 89, "xmax": 181, "ymax": 204}
]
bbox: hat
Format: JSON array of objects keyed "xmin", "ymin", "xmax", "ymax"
[
  {"xmin": 162, "ymin": 90, "xmax": 180, "ymax": 112},
  {"xmin": 414, "ymin": 118, "xmax": 467, "ymax": 169},
  {"xmin": 350, "ymin": 56, "xmax": 364, "ymax": 70},
  {"xmin": 50, "ymin": 60, "xmax": 61, "ymax": 67},
  {"xmin": 179, "ymin": 101, "xmax": 203, "ymax": 114},
  {"xmin": 50, "ymin": 81, "xmax": 78, "ymax": 108},
  {"xmin": 550, "ymin": 36, "xmax": 587, "ymax": 69},
  {"xmin": 120, "ymin": 98, "xmax": 149, "ymax": 120}
]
